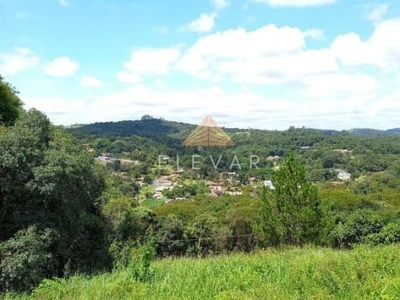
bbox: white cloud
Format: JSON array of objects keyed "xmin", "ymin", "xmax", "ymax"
[
  {"xmin": 81, "ymin": 76, "xmax": 102, "ymax": 88},
  {"xmin": 175, "ymin": 18, "xmax": 400, "ymax": 87},
  {"xmin": 301, "ymin": 73, "xmax": 378, "ymax": 97},
  {"xmin": 117, "ymin": 47, "xmax": 180, "ymax": 83},
  {"xmin": 395, "ymin": 74, "xmax": 400, "ymax": 84},
  {"xmin": 23, "ymin": 83, "xmax": 400, "ymax": 130},
  {"xmin": 117, "ymin": 71, "xmax": 141, "ymax": 84},
  {"xmin": 23, "ymin": 96, "xmax": 83, "ymax": 115},
  {"xmin": 213, "ymin": 0, "xmax": 229, "ymax": 9},
  {"xmin": 182, "ymin": 13, "xmax": 218, "ymax": 33},
  {"xmin": 364, "ymin": 3, "xmax": 389, "ymax": 21},
  {"xmin": 14, "ymin": 15, "xmax": 400, "ymax": 131},
  {"xmin": 216, "ymin": 49, "xmax": 338, "ymax": 84},
  {"xmin": 22, "ymin": 94, "xmax": 89, "ymax": 125},
  {"xmin": 0, "ymin": 47, "xmax": 39, "ymax": 76},
  {"xmin": 330, "ymin": 33, "xmax": 384, "ymax": 67},
  {"xmin": 45, "ymin": 56, "xmax": 79, "ymax": 77},
  {"xmin": 176, "ymin": 24, "xmax": 336, "ymax": 84},
  {"xmin": 59, "ymin": 0, "xmax": 69, "ymax": 6},
  {"xmin": 331, "ymin": 18, "xmax": 400, "ymax": 69},
  {"xmin": 192, "ymin": 24, "xmax": 305, "ymax": 57},
  {"xmin": 252, "ymin": 0, "xmax": 336, "ymax": 7},
  {"xmin": 304, "ymin": 28, "xmax": 325, "ymax": 39}
]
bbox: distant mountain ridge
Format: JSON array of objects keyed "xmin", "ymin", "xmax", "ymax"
[
  {"xmin": 66, "ymin": 116, "xmax": 400, "ymax": 138},
  {"xmin": 348, "ymin": 128, "xmax": 400, "ymax": 136}
]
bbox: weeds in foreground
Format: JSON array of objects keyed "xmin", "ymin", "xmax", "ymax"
[{"xmin": 6, "ymin": 245, "xmax": 400, "ymax": 300}]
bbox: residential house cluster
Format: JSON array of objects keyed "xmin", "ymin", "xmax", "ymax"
[{"xmin": 153, "ymin": 178, "xmax": 173, "ymax": 199}]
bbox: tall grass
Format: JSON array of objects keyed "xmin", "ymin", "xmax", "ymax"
[{"xmin": 5, "ymin": 245, "xmax": 400, "ymax": 299}]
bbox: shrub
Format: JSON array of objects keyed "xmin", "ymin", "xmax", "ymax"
[
  {"xmin": 365, "ymin": 222, "xmax": 400, "ymax": 245},
  {"xmin": 0, "ymin": 225, "xmax": 59, "ymax": 293}
]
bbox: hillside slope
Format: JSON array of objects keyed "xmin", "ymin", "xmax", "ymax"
[{"xmin": 8, "ymin": 245, "xmax": 400, "ymax": 300}]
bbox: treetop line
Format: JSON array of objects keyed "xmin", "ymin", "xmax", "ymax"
[{"xmin": 158, "ymin": 154, "xmax": 261, "ymax": 170}]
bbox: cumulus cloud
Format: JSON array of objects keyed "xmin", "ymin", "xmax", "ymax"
[
  {"xmin": 252, "ymin": 0, "xmax": 336, "ymax": 7},
  {"xmin": 22, "ymin": 95, "xmax": 90, "ymax": 126},
  {"xmin": 117, "ymin": 47, "xmax": 180, "ymax": 83},
  {"xmin": 395, "ymin": 74, "xmax": 400, "ymax": 84},
  {"xmin": 175, "ymin": 24, "xmax": 336, "ymax": 85},
  {"xmin": 81, "ymin": 76, "xmax": 102, "ymax": 88},
  {"xmin": 175, "ymin": 18, "xmax": 400, "ymax": 89},
  {"xmin": 15, "ymin": 15, "xmax": 400, "ymax": 131},
  {"xmin": 301, "ymin": 73, "xmax": 378, "ymax": 98},
  {"xmin": 331, "ymin": 18, "xmax": 400, "ymax": 69},
  {"xmin": 45, "ymin": 56, "xmax": 79, "ymax": 77},
  {"xmin": 364, "ymin": 3, "xmax": 389, "ymax": 21},
  {"xmin": 21, "ymin": 83, "xmax": 399, "ymax": 130},
  {"xmin": 304, "ymin": 28, "xmax": 325, "ymax": 39},
  {"xmin": 0, "ymin": 47, "xmax": 39, "ymax": 76},
  {"xmin": 182, "ymin": 13, "xmax": 218, "ymax": 33}
]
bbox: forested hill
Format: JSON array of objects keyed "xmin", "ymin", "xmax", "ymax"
[
  {"xmin": 348, "ymin": 128, "xmax": 400, "ymax": 136},
  {"xmin": 67, "ymin": 116, "xmax": 400, "ymax": 140},
  {"xmin": 66, "ymin": 116, "xmax": 339, "ymax": 157},
  {"xmin": 67, "ymin": 115, "xmax": 198, "ymax": 141},
  {"xmin": 66, "ymin": 116, "xmax": 400, "ymax": 183}
]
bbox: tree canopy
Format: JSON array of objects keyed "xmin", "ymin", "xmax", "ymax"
[
  {"xmin": 259, "ymin": 152, "xmax": 322, "ymax": 246},
  {"xmin": 0, "ymin": 75, "xmax": 23, "ymax": 126},
  {"xmin": 0, "ymin": 109, "xmax": 110, "ymax": 292}
]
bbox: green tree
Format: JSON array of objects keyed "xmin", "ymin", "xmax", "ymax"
[
  {"xmin": 327, "ymin": 210, "xmax": 384, "ymax": 248},
  {"xmin": 187, "ymin": 213, "xmax": 224, "ymax": 256},
  {"xmin": 154, "ymin": 214, "xmax": 187, "ymax": 257},
  {"xmin": 0, "ymin": 225, "xmax": 59, "ymax": 293},
  {"xmin": 0, "ymin": 109, "xmax": 110, "ymax": 290},
  {"xmin": 0, "ymin": 76, "xmax": 23, "ymax": 126},
  {"xmin": 259, "ymin": 152, "xmax": 322, "ymax": 246}
]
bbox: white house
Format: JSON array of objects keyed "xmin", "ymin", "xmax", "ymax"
[
  {"xmin": 336, "ymin": 169, "xmax": 351, "ymax": 181},
  {"xmin": 263, "ymin": 180, "xmax": 275, "ymax": 190}
]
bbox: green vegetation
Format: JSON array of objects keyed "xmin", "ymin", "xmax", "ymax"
[
  {"xmin": 0, "ymin": 76, "xmax": 23, "ymax": 126},
  {"xmin": 0, "ymin": 109, "xmax": 110, "ymax": 293},
  {"xmin": 259, "ymin": 152, "xmax": 322, "ymax": 246},
  {"xmin": 3, "ymin": 75, "xmax": 400, "ymax": 297},
  {"xmin": 5, "ymin": 245, "xmax": 400, "ymax": 299},
  {"xmin": 141, "ymin": 198, "xmax": 165, "ymax": 209}
]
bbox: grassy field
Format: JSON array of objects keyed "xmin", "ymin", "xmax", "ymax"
[{"xmin": 5, "ymin": 245, "xmax": 400, "ymax": 300}]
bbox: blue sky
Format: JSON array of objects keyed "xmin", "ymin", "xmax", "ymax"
[{"xmin": 1, "ymin": 0, "xmax": 400, "ymax": 130}]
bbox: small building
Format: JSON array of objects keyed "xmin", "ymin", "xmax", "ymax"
[
  {"xmin": 158, "ymin": 155, "xmax": 170, "ymax": 164},
  {"xmin": 96, "ymin": 156, "xmax": 111, "ymax": 161},
  {"xmin": 154, "ymin": 179, "xmax": 173, "ymax": 188},
  {"xmin": 333, "ymin": 149, "xmax": 353, "ymax": 154},
  {"xmin": 207, "ymin": 181, "xmax": 220, "ymax": 187},
  {"xmin": 336, "ymin": 169, "xmax": 351, "ymax": 181},
  {"xmin": 263, "ymin": 180, "xmax": 275, "ymax": 190},
  {"xmin": 153, "ymin": 191, "xmax": 163, "ymax": 199},
  {"xmin": 226, "ymin": 190, "xmax": 243, "ymax": 195},
  {"xmin": 249, "ymin": 177, "xmax": 257, "ymax": 183},
  {"xmin": 174, "ymin": 169, "xmax": 185, "ymax": 174}
]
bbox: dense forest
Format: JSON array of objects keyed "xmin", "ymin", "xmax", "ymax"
[{"xmin": 3, "ymin": 75, "xmax": 400, "ymax": 295}]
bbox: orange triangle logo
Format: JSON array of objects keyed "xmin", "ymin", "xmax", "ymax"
[{"xmin": 183, "ymin": 116, "xmax": 235, "ymax": 147}]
